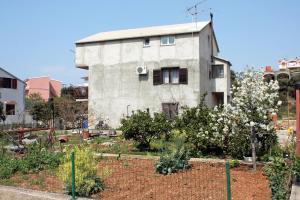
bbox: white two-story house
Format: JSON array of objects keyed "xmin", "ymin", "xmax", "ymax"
[
  {"xmin": 75, "ymin": 21, "xmax": 231, "ymax": 128},
  {"xmin": 0, "ymin": 67, "xmax": 26, "ymax": 124}
]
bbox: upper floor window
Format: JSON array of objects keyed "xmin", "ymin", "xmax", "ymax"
[
  {"xmin": 143, "ymin": 38, "xmax": 150, "ymax": 47},
  {"xmin": 162, "ymin": 68, "xmax": 179, "ymax": 84},
  {"xmin": 153, "ymin": 67, "xmax": 188, "ymax": 85},
  {"xmin": 161, "ymin": 36, "xmax": 175, "ymax": 45},
  {"xmin": 6, "ymin": 104, "xmax": 15, "ymax": 115},
  {"xmin": 0, "ymin": 78, "xmax": 17, "ymax": 89},
  {"xmin": 212, "ymin": 64, "xmax": 224, "ymax": 78}
]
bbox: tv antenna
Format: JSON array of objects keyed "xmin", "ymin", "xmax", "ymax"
[{"xmin": 186, "ymin": 0, "xmax": 208, "ymax": 23}]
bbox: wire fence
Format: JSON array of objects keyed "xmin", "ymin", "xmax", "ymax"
[{"xmin": 96, "ymin": 157, "xmax": 228, "ymax": 200}]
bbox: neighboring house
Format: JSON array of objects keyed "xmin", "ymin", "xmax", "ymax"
[
  {"xmin": 0, "ymin": 67, "xmax": 26, "ymax": 124},
  {"xmin": 25, "ymin": 77, "xmax": 62, "ymax": 101},
  {"xmin": 75, "ymin": 21, "xmax": 231, "ymax": 128}
]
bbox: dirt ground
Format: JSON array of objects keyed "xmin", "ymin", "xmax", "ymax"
[
  {"xmin": 3, "ymin": 158, "xmax": 271, "ymax": 200},
  {"xmin": 97, "ymin": 158, "xmax": 271, "ymax": 200}
]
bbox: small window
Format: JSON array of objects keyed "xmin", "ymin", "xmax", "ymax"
[
  {"xmin": 143, "ymin": 38, "xmax": 150, "ymax": 47},
  {"xmin": 162, "ymin": 103, "xmax": 178, "ymax": 119},
  {"xmin": 6, "ymin": 104, "xmax": 15, "ymax": 115},
  {"xmin": 161, "ymin": 36, "xmax": 175, "ymax": 45},
  {"xmin": 0, "ymin": 78, "xmax": 12, "ymax": 88},
  {"xmin": 212, "ymin": 65, "xmax": 224, "ymax": 78}
]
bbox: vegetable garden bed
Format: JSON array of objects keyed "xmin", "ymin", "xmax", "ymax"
[{"xmin": 0, "ymin": 157, "xmax": 271, "ymax": 200}]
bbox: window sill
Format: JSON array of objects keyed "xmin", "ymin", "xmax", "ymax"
[
  {"xmin": 160, "ymin": 43, "xmax": 175, "ymax": 46},
  {"xmin": 143, "ymin": 45, "xmax": 150, "ymax": 48},
  {"xmin": 212, "ymin": 77, "xmax": 225, "ymax": 79}
]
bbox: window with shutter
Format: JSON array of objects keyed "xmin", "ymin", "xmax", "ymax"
[
  {"xmin": 153, "ymin": 69, "xmax": 162, "ymax": 85},
  {"xmin": 12, "ymin": 79, "xmax": 17, "ymax": 89},
  {"xmin": 179, "ymin": 68, "xmax": 188, "ymax": 84}
]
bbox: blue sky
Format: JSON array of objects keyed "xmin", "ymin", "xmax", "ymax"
[{"xmin": 0, "ymin": 0, "xmax": 299, "ymax": 85}]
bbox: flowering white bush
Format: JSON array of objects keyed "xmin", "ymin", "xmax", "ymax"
[{"xmin": 215, "ymin": 69, "xmax": 280, "ymax": 158}]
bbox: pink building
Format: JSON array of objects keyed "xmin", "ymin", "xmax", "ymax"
[{"xmin": 25, "ymin": 77, "xmax": 62, "ymax": 101}]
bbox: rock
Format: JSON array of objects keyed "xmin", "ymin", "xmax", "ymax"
[
  {"xmin": 22, "ymin": 138, "xmax": 38, "ymax": 145},
  {"xmin": 5, "ymin": 144, "xmax": 25, "ymax": 152},
  {"xmin": 101, "ymin": 141, "xmax": 115, "ymax": 147}
]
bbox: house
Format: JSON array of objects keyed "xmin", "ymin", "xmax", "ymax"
[
  {"xmin": 75, "ymin": 21, "xmax": 231, "ymax": 128},
  {"xmin": 25, "ymin": 77, "xmax": 62, "ymax": 101},
  {"xmin": 0, "ymin": 67, "xmax": 26, "ymax": 124}
]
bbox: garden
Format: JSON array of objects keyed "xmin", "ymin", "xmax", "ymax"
[{"xmin": 0, "ymin": 69, "xmax": 300, "ymax": 200}]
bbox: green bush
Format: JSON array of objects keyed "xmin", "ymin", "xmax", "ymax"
[
  {"xmin": 175, "ymin": 95, "xmax": 223, "ymax": 156},
  {"xmin": 20, "ymin": 143, "xmax": 61, "ymax": 173},
  {"xmin": 155, "ymin": 144, "xmax": 190, "ymax": 175},
  {"xmin": 264, "ymin": 156, "xmax": 292, "ymax": 200},
  {"xmin": 0, "ymin": 144, "xmax": 61, "ymax": 179},
  {"xmin": 0, "ymin": 156, "xmax": 19, "ymax": 179},
  {"xmin": 57, "ymin": 145, "xmax": 104, "ymax": 197},
  {"xmin": 120, "ymin": 110, "xmax": 172, "ymax": 150}
]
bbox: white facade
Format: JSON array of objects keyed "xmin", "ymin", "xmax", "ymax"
[
  {"xmin": 0, "ymin": 67, "xmax": 26, "ymax": 124},
  {"xmin": 75, "ymin": 22, "xmax": 231, "ymax": 128}
]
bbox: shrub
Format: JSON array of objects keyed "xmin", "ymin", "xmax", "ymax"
[
  {"xmin": 264, "ymin": 156, "xmax": 292, "ymax": 200},
  {"xmin": 0, "ymin": 156, "xmax": 19, "ymax": 179},
  {"xmin": 175, "ymin": 94, "xmax": 223, "ymax": 156},
  {"xmin": 20, "ymin": 143, "xmax": 61, "ymax": 173},
  {"xmin": 0, "ymin": 144, "xmax": 61, "ymax": 179},
  {"xmin": 57, "ymin": 145, "xmax": 104, "ymax": 197},
  {"xmin": 155, "ymin": 144, "xmax": 190, "ymax": 175},
  {"xmin": 229, "ymin": 160, "xmax": 240, "ymax": 168},
  {"xmin": 120, "ymin": 110, "xmax": 172, "ymax": 150}
]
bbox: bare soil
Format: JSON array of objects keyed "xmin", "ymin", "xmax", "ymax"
[{"xmin": 3, "ymin": 158, "xmax": 271, "ymax": 200}]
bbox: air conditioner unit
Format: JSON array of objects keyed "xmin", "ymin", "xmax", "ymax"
[{"xmin": 136, "ymin": 65, "xmax": 148, "ymax": 75}]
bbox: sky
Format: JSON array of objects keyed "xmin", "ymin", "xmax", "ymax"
[{"xmin": 0, "ymin": 0, "xmax": 299, "ymax": 85}]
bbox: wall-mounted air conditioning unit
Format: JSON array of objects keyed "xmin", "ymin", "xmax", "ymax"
[{"xmin": 136, "ymin": 65, "xmax": 148, "ymax": 75}]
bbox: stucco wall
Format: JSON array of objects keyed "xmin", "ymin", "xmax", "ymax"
[
  {"xmin": 80, "ymin": 33, "xmax": 202, "ymax": 128},
  {"xmin": 0, "ymin": 69, "xmax": 25, "ymax": 124},
  {"xmin": 76, "ymin": 25, "xmax": 229, "ymax": 128}
]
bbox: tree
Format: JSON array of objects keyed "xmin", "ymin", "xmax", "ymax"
[
  {"xmin": 26, "ymin": 93, "xmax": 51, "ymax": 126},
  {"xmin": 120, "ymin": 110, "xmax": 171, "ymax": 150},
  {"xmin": 218, "ymin": 69, "xmax": 280, "ymax": 170}
]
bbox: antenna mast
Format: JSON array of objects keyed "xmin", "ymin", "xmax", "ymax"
[{"xmin": 186, "ymin": 0, "xmax": 207, "ymax": 26}]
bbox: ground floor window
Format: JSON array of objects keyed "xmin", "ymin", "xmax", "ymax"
[
  {"xmin": 6, "ymin": 104, "xmax": 15, "ymax": 115},
  {"xmin": 212, "ymin": 92, "xmax": 224, "ymax": 106},
  {"xmin": 162, "ymin": 103, "xmax": 178, "ymax": 119}
]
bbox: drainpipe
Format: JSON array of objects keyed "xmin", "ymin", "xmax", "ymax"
[{"xmin": 295, "ymin": 81, "xmax": 300, "ymax": 156}]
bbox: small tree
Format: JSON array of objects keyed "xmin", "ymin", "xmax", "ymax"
[
  {"xmin": 26, "ymin": 93, "xmax": 51, "ymax": 126},
  {"xmin": 120, "ymin": 110, "xmax": 171, "ymax": 150},
  {"xmin": 219, "ymin": 69, "xmax": 280, "ymax": 170}
]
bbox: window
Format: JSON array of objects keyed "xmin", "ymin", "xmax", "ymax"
[
  {"xmin": 143, "ymin": 38, "xmax": 150, "ymax": 47},
  {"xmin": 162, "ymin": 68, "xmax": 179, "ymax": 84},
  {"xmin": 0, "ymin": 78, "xmax": 17, "ymax": 89},
  {"xmin": 6, "ymin": 104, "xmax": 15, "ymax": 115},
  {"xmin": 160, "ymin": 36, "xmax": 175, "ymax": 45},
  {"xmin": 212, "ymin": 65, "xmax": 224, "ymax": 78},
  {"xmin": 153, "ymin": 68, "xmax": 188, "ymax": 85},
  {"xmin": 162, "ymin": 103, "xmax": 178, "ymax": 119}
]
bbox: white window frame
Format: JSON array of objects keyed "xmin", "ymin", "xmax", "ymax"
[{"xmin": 160, "ymin": 35, "xmax": 175, "ymax": 46}]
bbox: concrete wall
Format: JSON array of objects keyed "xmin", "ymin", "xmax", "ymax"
[
  {"xmin": 0, "ymin": 69, "xmax": 25, "ymax": 124},
  {"xmin": 210, "ymin": 59, "xmax": 231, "ymax": 104},
  {"xmin": 76, "ymin": 25, "xmax": 228, "ymax": 128}
]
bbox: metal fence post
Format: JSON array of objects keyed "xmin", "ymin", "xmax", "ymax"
[
  {"xmin": 226, "ymin": 160, "xmax": 232, "ymax": 200},
  {"xmin": 71, "ymin": 151, "xmax": 76, "ymax": 200}
]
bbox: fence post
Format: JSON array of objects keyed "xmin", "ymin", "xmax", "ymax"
[
  {"xmin": 71, "ymin": 151, "xmax": 76, "ymax": 200},
  {"xmin": 226, "ymin": 160, "xmax": 232, "ymax": 200}
]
